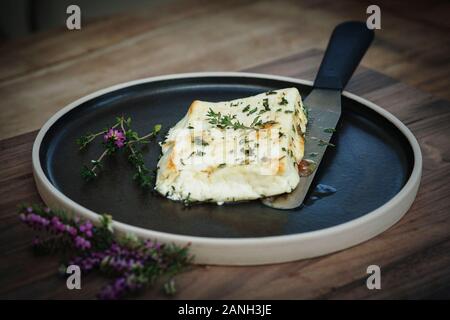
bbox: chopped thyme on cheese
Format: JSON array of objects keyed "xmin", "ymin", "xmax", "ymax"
[
  {"xmin": 262, "ymin": 98, "xmax": 270, "ymax": 111},
  {"xmin": 247, "ymin": 107, "xmax": 258, "ymax": 116},
  {"xmin": 279, "ymin": 96, "xmax": 289, "ymax": 105}
]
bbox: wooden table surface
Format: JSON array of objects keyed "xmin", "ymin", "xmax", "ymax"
[{"xmin": 0, "ymin": 0, "xmax": 449, "ymax": 299}]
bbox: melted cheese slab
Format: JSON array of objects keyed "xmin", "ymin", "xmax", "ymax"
[{"xmin": 155, "ymin": 88, "xmax": 308, "ymax": 204}]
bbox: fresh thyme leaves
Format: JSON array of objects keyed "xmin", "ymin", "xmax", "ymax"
[
  {"xmin": 247, "ymin": 107, "xmax": 258, "ymax": 116},
  {"xmin": 128, "ymin": 148, "xmax": 153, "ymax": 188},
  {"xmin": 303, "ymin": 105, "xmax": 310, "ymax": 120},
  {"xmin": 258, "ymin": 108, "xmax": 268, "ymax": 115},
  {"xmin": 262, "ymin": 98, "xmax": 270, "ymax": 111},
  {"xmin": 242, "ymin": 105, "xmax": 250, "ymax": 113},
  {"xmin": 194, "ymin": 136, "xmax": 209, "ymax": 146},
  {"xmin": 250, "ymin": 116, "xmax": 262, "ymax": 127},
  {"xmin": 78, "ymin": 116, "xmax": 161, "ymax": 189},
  {"xmin": 206, "ymin": 108, "xmax": 248, "ymax": 130},
  {"xmin": 258, "ymin": 120, "xmax": 277, "ymax": 128},
  {"xmin": 279, "ymin": 96, "xmax": 288, "ymax": 105},
  {"xmin": 324, "ymin": 128, "xmax": 336, "ymax": 133},
  {"xmin": 284, "ymin": 110, "xmax": 294, "ymax": 114},
  {"xmin": 318, "ymin": 139, "xmax": 335, "ymax": 147},
  {"xmin": 19, "ymin": 204, "xmax": 192, "ymax": 300},
  {"xmin": 288, "ymin": 149, "xmax": 294, "ymax": 158},
  {"xmin": 183, "ymin": 193, "xmax": 193, "ymax": 207},
  {"xmin": 206, "ymin": 102, "xmax": 278, "ymax": 131}
]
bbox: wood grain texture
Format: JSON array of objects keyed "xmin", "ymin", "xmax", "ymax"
[
  {"xmin": 0, "ymin": 48, "xmax": 449, "ymax": 299},
  {"xmin": 0, "ymin": 0, "xmax": 449, "ymax": 140}
]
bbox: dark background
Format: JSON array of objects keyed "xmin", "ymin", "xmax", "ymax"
[{"xmin": 0, "ymin": 0, "xmax": 169, "ymax": 39}]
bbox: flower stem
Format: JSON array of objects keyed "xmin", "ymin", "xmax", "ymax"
[
  {"xmin": 91, "ymin": 149, "xmax": 109, "ymax": 174},
  {"xmin": 127, "ymin": 132, "xmax": 156, "ymax": 145}
]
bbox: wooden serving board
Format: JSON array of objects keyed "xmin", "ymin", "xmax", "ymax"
[{"xmin": 0, "ymin": 49, "xmax": 449, "ymax": 299}]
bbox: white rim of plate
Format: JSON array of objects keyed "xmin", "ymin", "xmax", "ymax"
[{"xmin": 32, "ymin": 72, "xmax": 422, "ymax": 265}]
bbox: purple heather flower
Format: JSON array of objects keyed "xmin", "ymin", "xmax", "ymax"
[
  {"xmin": 19, "ymin": 206, "xmax": 188, "ymax": 300},
  {"xmin": 41, "ymin": 217, "xmax": 50, "ymax": 227},
  {"xmin": 84, "ymin": 221, "xmax": 93, "ymax": 230},
  {"xmin": 66, "ymin": 225, "xmax": 78, "ymax": 236},
  {"xmin": 69, "ymin": 252, "xmax": 105, "ymax": 272},
  {"xmin": 104, "ymin": 128, "xmax": 126, "ymax": 148},
  {"xmin": 75, "ymin": 236, "xmax": 91, "ymax": 250},
  {"xmin": 51, "ymin": 216, "xmax": 64, "ymax": 232},
  {"xmin": 79, "ymin": 221, "xmax": 94, "ymax": 237},
  {"xmin": 23, "ymin": 213, "xmax": 51, "ymax": 229},
  {"xmin": 144, "ymin": 239, "xmax": 155, "ymax": 249},
  {"xmin": 98, "ymin": 274, "xmax": 143, "ymax": 300}
]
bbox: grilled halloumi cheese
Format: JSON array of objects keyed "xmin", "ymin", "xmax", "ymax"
[{"xmin": 155, "ymin": 88, "xmax": 308, "ymax": 204}]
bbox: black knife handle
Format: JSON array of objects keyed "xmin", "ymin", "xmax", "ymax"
[{"xmin": 314, "ymin": 21, "xmax": 374, "ymax": 91}]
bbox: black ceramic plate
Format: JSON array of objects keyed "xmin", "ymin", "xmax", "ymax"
[{"xmin": 33, "ymin": 73, "xmax": 421, "ymax": 265}]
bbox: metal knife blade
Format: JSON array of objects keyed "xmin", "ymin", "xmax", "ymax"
[{"xmin": 261, "ymin": 89, "xmax": 341, "ymax": 209}]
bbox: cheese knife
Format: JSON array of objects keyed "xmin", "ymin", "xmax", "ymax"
[{"xmin": 262, "ymin": 21, "xmax": 374, "ymax": 210}]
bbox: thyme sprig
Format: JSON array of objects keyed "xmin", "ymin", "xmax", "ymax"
[
  {"xmin": 77, "ymin": 116, "xmax": 161, "ymax": 188},
  {"xmin": 206, "ymin": 108, "xmax": 249, "ymax": 130}
]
